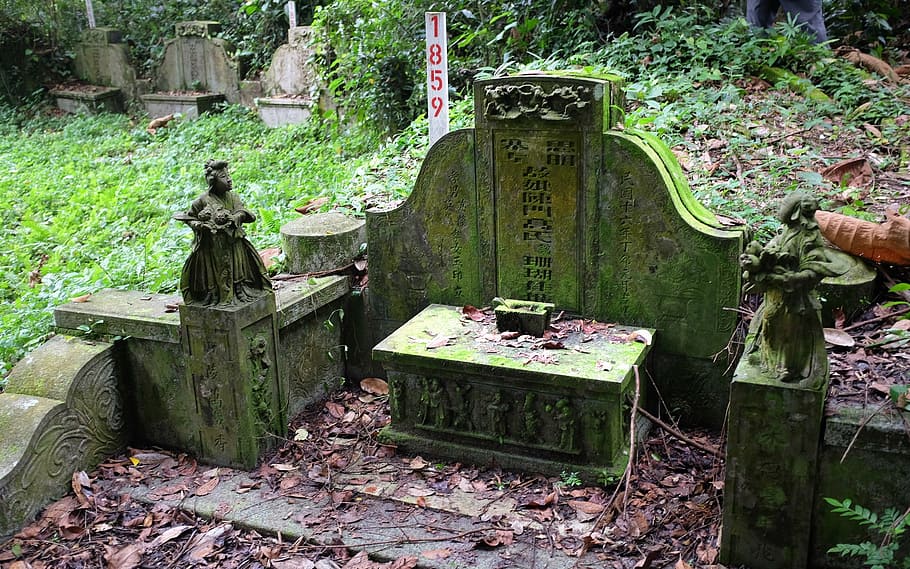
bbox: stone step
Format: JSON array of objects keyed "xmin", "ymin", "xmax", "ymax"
[{"xmin": 0, "ymin": 336, "xmax": 126, "ymax": 537}]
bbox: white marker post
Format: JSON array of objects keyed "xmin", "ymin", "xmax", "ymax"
[
  {"xmin": 287, "ymin": 1, "xmax": 297, "ymax": 29},
  {"xmin": 85, "ymin": 0, "xmax": 96, "ymax": 28},
  {"xmin": 425, "ymin": 12, "xmax": 449, "ymax": 146}
]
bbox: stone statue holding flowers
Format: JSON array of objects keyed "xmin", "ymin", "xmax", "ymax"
[
  {"xmin": 176, "ymin": 159, "xmax": 271, "ymax": 306},
  {"xmin": 740, "ymin": 191, "xmax": 850, "ymax": 388}
]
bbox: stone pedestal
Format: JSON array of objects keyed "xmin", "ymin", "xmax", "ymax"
[
  {"xmin": 140, "ymin": 92, "xmax": 225, "ymax": 119},
  {"xmin": 255, "ymin": 97, "xmax": 312, "ymax": 126},
  {"xmin": 179, "ymin": 293, "xmax": 284, "ymax": 469},
  {"xmin": 374, "ymin": 304, "xmax": 652, "ymax": 481},
  {"xmin": 281, "ymin": 212, "xmax": 366, "ymax": 274},
  {"xmin": 721, "ymin": 358, "xmax": 827, "ymax": 569},
  {"xmin": 51, "ymin": 86, "xmax": 123, "ymax": 114}
]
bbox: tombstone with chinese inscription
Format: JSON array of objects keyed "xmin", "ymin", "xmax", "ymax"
[
  {"xmin": 50, "ymin": 28, "xmax": 138, "ymax": 113},
  {"xmin": 255, "ymin": 26, "xmax": 320, "ymax": 127},
  {"xmin": 141, "ymin": 21, "xmax": 245, "ymax": 118},
  {"xmin": 367, "ymin": 72, "xmax": 746, "ymax": 479}
]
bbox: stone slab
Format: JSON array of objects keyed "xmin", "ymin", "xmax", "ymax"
[
  {"xmin": 275, "ymin": 275, "xmax": 350, "ymax": 329},
  {"xmin": 5, "ymin": 335, "xmax": 115, "ymax": 400},
  {"xmin": 0, "ymin": 394, "xmax": 61, "ymax": 481},
  {"xmin": 374, "ymin": 304, "xmax": 652, "ymax": 480},
  {"xmin": 140, "ymin": 93, "xmax": 225, "ymax": 119},
  {"xmin": 0, "ymin": 338, "xmax": 125, "ymax": 537},
  {"xmin": 98, "ymin": 466, "xmax": 604, "ymax": 569},
  {"xmin": 255, "ymin": 97, "xmax": 313, "ymax": 126},
  {"xmin": 812, "ymin": 404, "xmax": 910, "ymax": 567},
  {"xmin": 54, "ymin": 289, "xmax": 182, "ymax": 344},
  {"xmin": 817, "ymin": 249, "xmax": 876, "ymax": 326},
  {"xmin": 51, "ymin": 87, "xmax": 123, "ymax": 114},
  {"xmin": 52, "ymin": 279, "xmax": 348, "ymax": 343}
]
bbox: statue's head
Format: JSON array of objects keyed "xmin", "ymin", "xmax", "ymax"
[
  {"xmin": 204, "ymin": 159, "xmax": 232, "ymax": 193},
  {"xmin": 777, "ymin": 191, "xmax": 819, "ymax": 230}
]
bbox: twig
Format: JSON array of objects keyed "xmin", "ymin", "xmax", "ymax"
[
  {"xmin": 840, "ymin": 399, "xmax": 889, "ymax": 463},
  {"xmin": 271, "ymin": 263, "xmax": 355, "ymax": 281},
  {"xmin": 293, "ymin": 526, "xmax": 497, "ymax": 549},
  {"xmin": 637, "ymin": 407, "xmax": 724, "ymax": 458},
  {"xmin": 763, "ymin": 126, "xmax": 816, "ymax": 146},
  {"xmin": 582, "ymin": 365, "xmax": 642, "ymax": 552},
  {"xmin": 622, "ymin": 365, "xmax": 642, "ymax": 515},
  {"xmin": 842, "ymin": 305, "xmax": 910, "ymax": 331}
]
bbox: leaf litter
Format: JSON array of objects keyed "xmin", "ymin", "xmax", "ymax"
[{"xmin": 0, "ymin": 380, "xmax": 728, "ymax": 569}]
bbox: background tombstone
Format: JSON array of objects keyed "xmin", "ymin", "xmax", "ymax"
[
  {"xmin": 255, "ymin": 26, "xmax": 320, "ymax": 126},
  {"xmin": 154, "ymin": 21, "xmax": 243, "ymax": 104},
  {"xmin": 365, "ymin": 72, "xmax": 745, "ymax": 425}
]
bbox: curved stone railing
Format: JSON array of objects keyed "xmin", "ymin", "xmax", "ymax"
[{"xmin": 0, "ymin": 336, "xmax": 126, "ymax": 537}]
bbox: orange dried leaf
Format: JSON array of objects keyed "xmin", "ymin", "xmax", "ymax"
[
  {"xmin": 360, "ymin": 377, "xmax": 389, "ymax": 395},
  {"xmin": 819, "ymin": 157, "xmax": 873, "ymax": 188},
  {"xmin": 816, "ymin": 210, "xmax": 910, "ymax": 265},
  {"xmin": 295, "ymin": 196, "xmax": 330, "ymax": 215}
]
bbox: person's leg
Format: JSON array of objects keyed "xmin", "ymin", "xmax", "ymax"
[
  {"xmin": 779, "ymin": 0, "xmax": 828, "ymax": 43},
  {"xmin": 746, "ymin": 0, "xmax": 781, "ymax": 29}
]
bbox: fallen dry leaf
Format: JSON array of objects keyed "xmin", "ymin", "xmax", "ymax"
[
  {"xmin": 816, "ymin": 209, "xmax": 910, "ymax": 265},
  {"xmin": 820, "ymin": 157, "xmax": 874, "ymax": 188},
  {"xmin": 425, "ymin": 334, "xmax": 452, "ymax": 349},
  {"xmin": 195, "ymin": 476, "xmax": 220, "ymax": 496},
  {"xmin": 408, "ymin": 456, "xmax": 428, "ymax": 470},
  {"xmin": 568, "ymin": 500, "xmax": 605, "ymax": 514},
  {"xmin": 273, "ymin": 558, "xmax": 316, "ymax": 569},
  {"xmin": 674, "ymin": 558, "xmax": 694, "ymax": 569},
  {"xmin": 71, "ymin": 470, "xmax": 92, "ymax": 507},
  {"xmin": 421, "ymin": 548, "xmax": 452, "ymax": 560},
  {"xmin": 523, "ymin": 490, "xmax": 557, "ymax": 508},
  {"xmin": 478, "ymin": 529, "xmax": 514, "ymax": 548},
  {"xmin": 104, "ymin": 543, "xmax": 144, "ymax": 569},
  {"xmin": 130, "ymin": 451, "xmax": 172, "ymax": 465},
  {"xmin": 149, "ymin": 525, "xmax": 192, "ymax": 548},
  {"xmin": 325, "ymin": 401, "xmax": 346, "ymax": 418},
  {"xmin": 629, "ymin": 329, "xmax": 653, "ymax": 345},
  {"xmin": 462, "ymin": 305, "xmax": 486, "ymax": 321},
  {"xmin": 295, "ymin": 196, "xmax": 330, "ymax": 214},
  {"xmin": 258, "ymin": 247, "xmax": 282, "ymax": 269},
  {"xmin": 824, "ymin": 328, "xmax": 856, "ymax": 347},
  {"xmin": 360, "ymin": 377, "xmax": 389, "ymax": 395}
]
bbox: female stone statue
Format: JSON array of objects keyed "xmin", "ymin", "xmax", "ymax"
[
  {"xmin": 740, "ymin": 192, "xmax": 848, "ymax": 387},
  {"xmin": 176, "ymin": 159, "xmax": 271, "ymax": 305}
]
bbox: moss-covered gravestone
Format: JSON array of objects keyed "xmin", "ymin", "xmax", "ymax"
[
  {"xmin": 368, "ymin": 72, "xmax": 745, "ymax": 476},
  {"xmin": 72, "ymin": 28, "xmax": 138, "ymax": 101},
  {"xmin": 367, "ymin": 72, "xmax": 745, "ymax": 428}
]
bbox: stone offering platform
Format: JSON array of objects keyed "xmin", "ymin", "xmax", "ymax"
[
  {"xmin": 50, "ymin": 85, "xmax": 123, "ymax": 114},
  {"xmin": 374, "ymin": 304, "xmax": 653, "ymax": 481}
]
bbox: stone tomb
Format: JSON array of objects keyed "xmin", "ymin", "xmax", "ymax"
[
  {"xmin": 368, "ymin": 72, "xmax": 745, "ymax": 477},
  {"xmin": 374, "ymin": 305, "xmax": 652, "ymax": 479},
  {"xmin": 141, "ymin": 21, "xmax": 243, "ymax": 118},
  {"xmin": 51, "ymin": 28, "xmax": 137, "ymax": 113},
  {"xmin": 255, "ymin": 27, "xmax": 319, "ymax": 127},
  {"xmin": 368, "ymin": 72, "xmax": 745, "ymax": 424}
]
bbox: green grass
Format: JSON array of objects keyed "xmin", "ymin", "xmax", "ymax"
[{"xmin": 0, "ymin": 105, "xmax": 377, "ymax": 377}]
